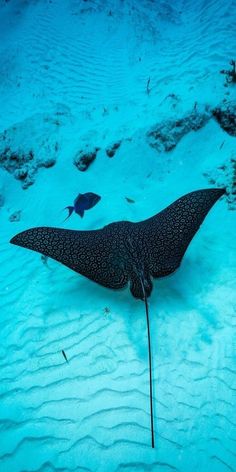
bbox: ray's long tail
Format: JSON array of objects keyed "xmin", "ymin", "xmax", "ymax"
[{"xmin": 140, "ymin": 277, "xmax": 155, "ymax": 448}]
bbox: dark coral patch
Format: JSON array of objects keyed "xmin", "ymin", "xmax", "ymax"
[
  {"xmin": 212, "ymin": 103, "xmax": 236, "ymax": 137},
  {"xmin": 106, "ymin": 141, "xmax": 121, "ymax": 158},
  {"xmin": 74, "ymin": 147, "xmax": 100, "ymax": 171}
]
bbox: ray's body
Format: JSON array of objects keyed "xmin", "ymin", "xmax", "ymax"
[{"xmin": 10, "ymin": 188, "xmax": 225, "ymax": 448}]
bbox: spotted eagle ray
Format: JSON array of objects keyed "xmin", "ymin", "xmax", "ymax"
[{"xmin": 10, "ymin": 188, "xmax": 225, "ymax": 448}]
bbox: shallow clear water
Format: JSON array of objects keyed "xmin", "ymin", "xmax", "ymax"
[{"xmin": 0, "ymin": 1, "xmax": 236, "ymax": 471}]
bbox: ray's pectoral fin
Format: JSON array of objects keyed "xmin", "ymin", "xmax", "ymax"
[{"xmin": 147, "ymin": 188, "xmax": 225, "ymax": 278}]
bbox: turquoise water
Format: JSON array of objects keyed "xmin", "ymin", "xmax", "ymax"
[{"xmin": 0, "ymin": 1, "xmax": 236, "ymax": 471}]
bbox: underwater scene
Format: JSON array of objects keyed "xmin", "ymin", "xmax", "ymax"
[{"xmin": 0, "ymin": 0, "xmax": 236, "ymax": 471}]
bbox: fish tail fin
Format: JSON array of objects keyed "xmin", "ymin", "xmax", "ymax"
[{"xmin": 63, "ymin": 206, "xmax": 74, "ymax": 221}]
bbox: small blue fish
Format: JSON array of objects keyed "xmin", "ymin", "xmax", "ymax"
[{"xmin": 64, "ymin": 192, "xmax": 101, "ymax": 220}]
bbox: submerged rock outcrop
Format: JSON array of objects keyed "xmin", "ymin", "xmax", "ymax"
[
  {"xmin": 0, "ymin": 111, "xmax": 67, "ymax": 188},
  {"xmin": 147, "ymin": 101, "xmax": 236, "ymax": 154},
  {"xmin": 203, "ymin": 156, "xmax": 236, "ymax": 210},
  {"xmin": 212, "ymin": 102, "xmax": 236, "ymax": 136},
  {"xmin": 147, "ymin": 109, "xmax": 211, "ymax": 152},
  {"xmin": 74, "ymin": 146, "xmax": 100, "ymax": 171},
  {"xmin": 0, "ymin": 146, "xmax": 56, "ymax": 189},
  {"xmin": 106, "ymin": 141, "xmax": 121, "ymax": 158}
]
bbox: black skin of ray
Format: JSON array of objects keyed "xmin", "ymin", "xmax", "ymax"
[{"xmin": 10, "ymin": 188, "xmax": 225, "ymax": 448}]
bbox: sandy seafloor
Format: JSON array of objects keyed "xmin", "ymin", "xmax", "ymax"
[{"xmin": 0, "ymin": 1, "xmax": 236, "ymax": 471}]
